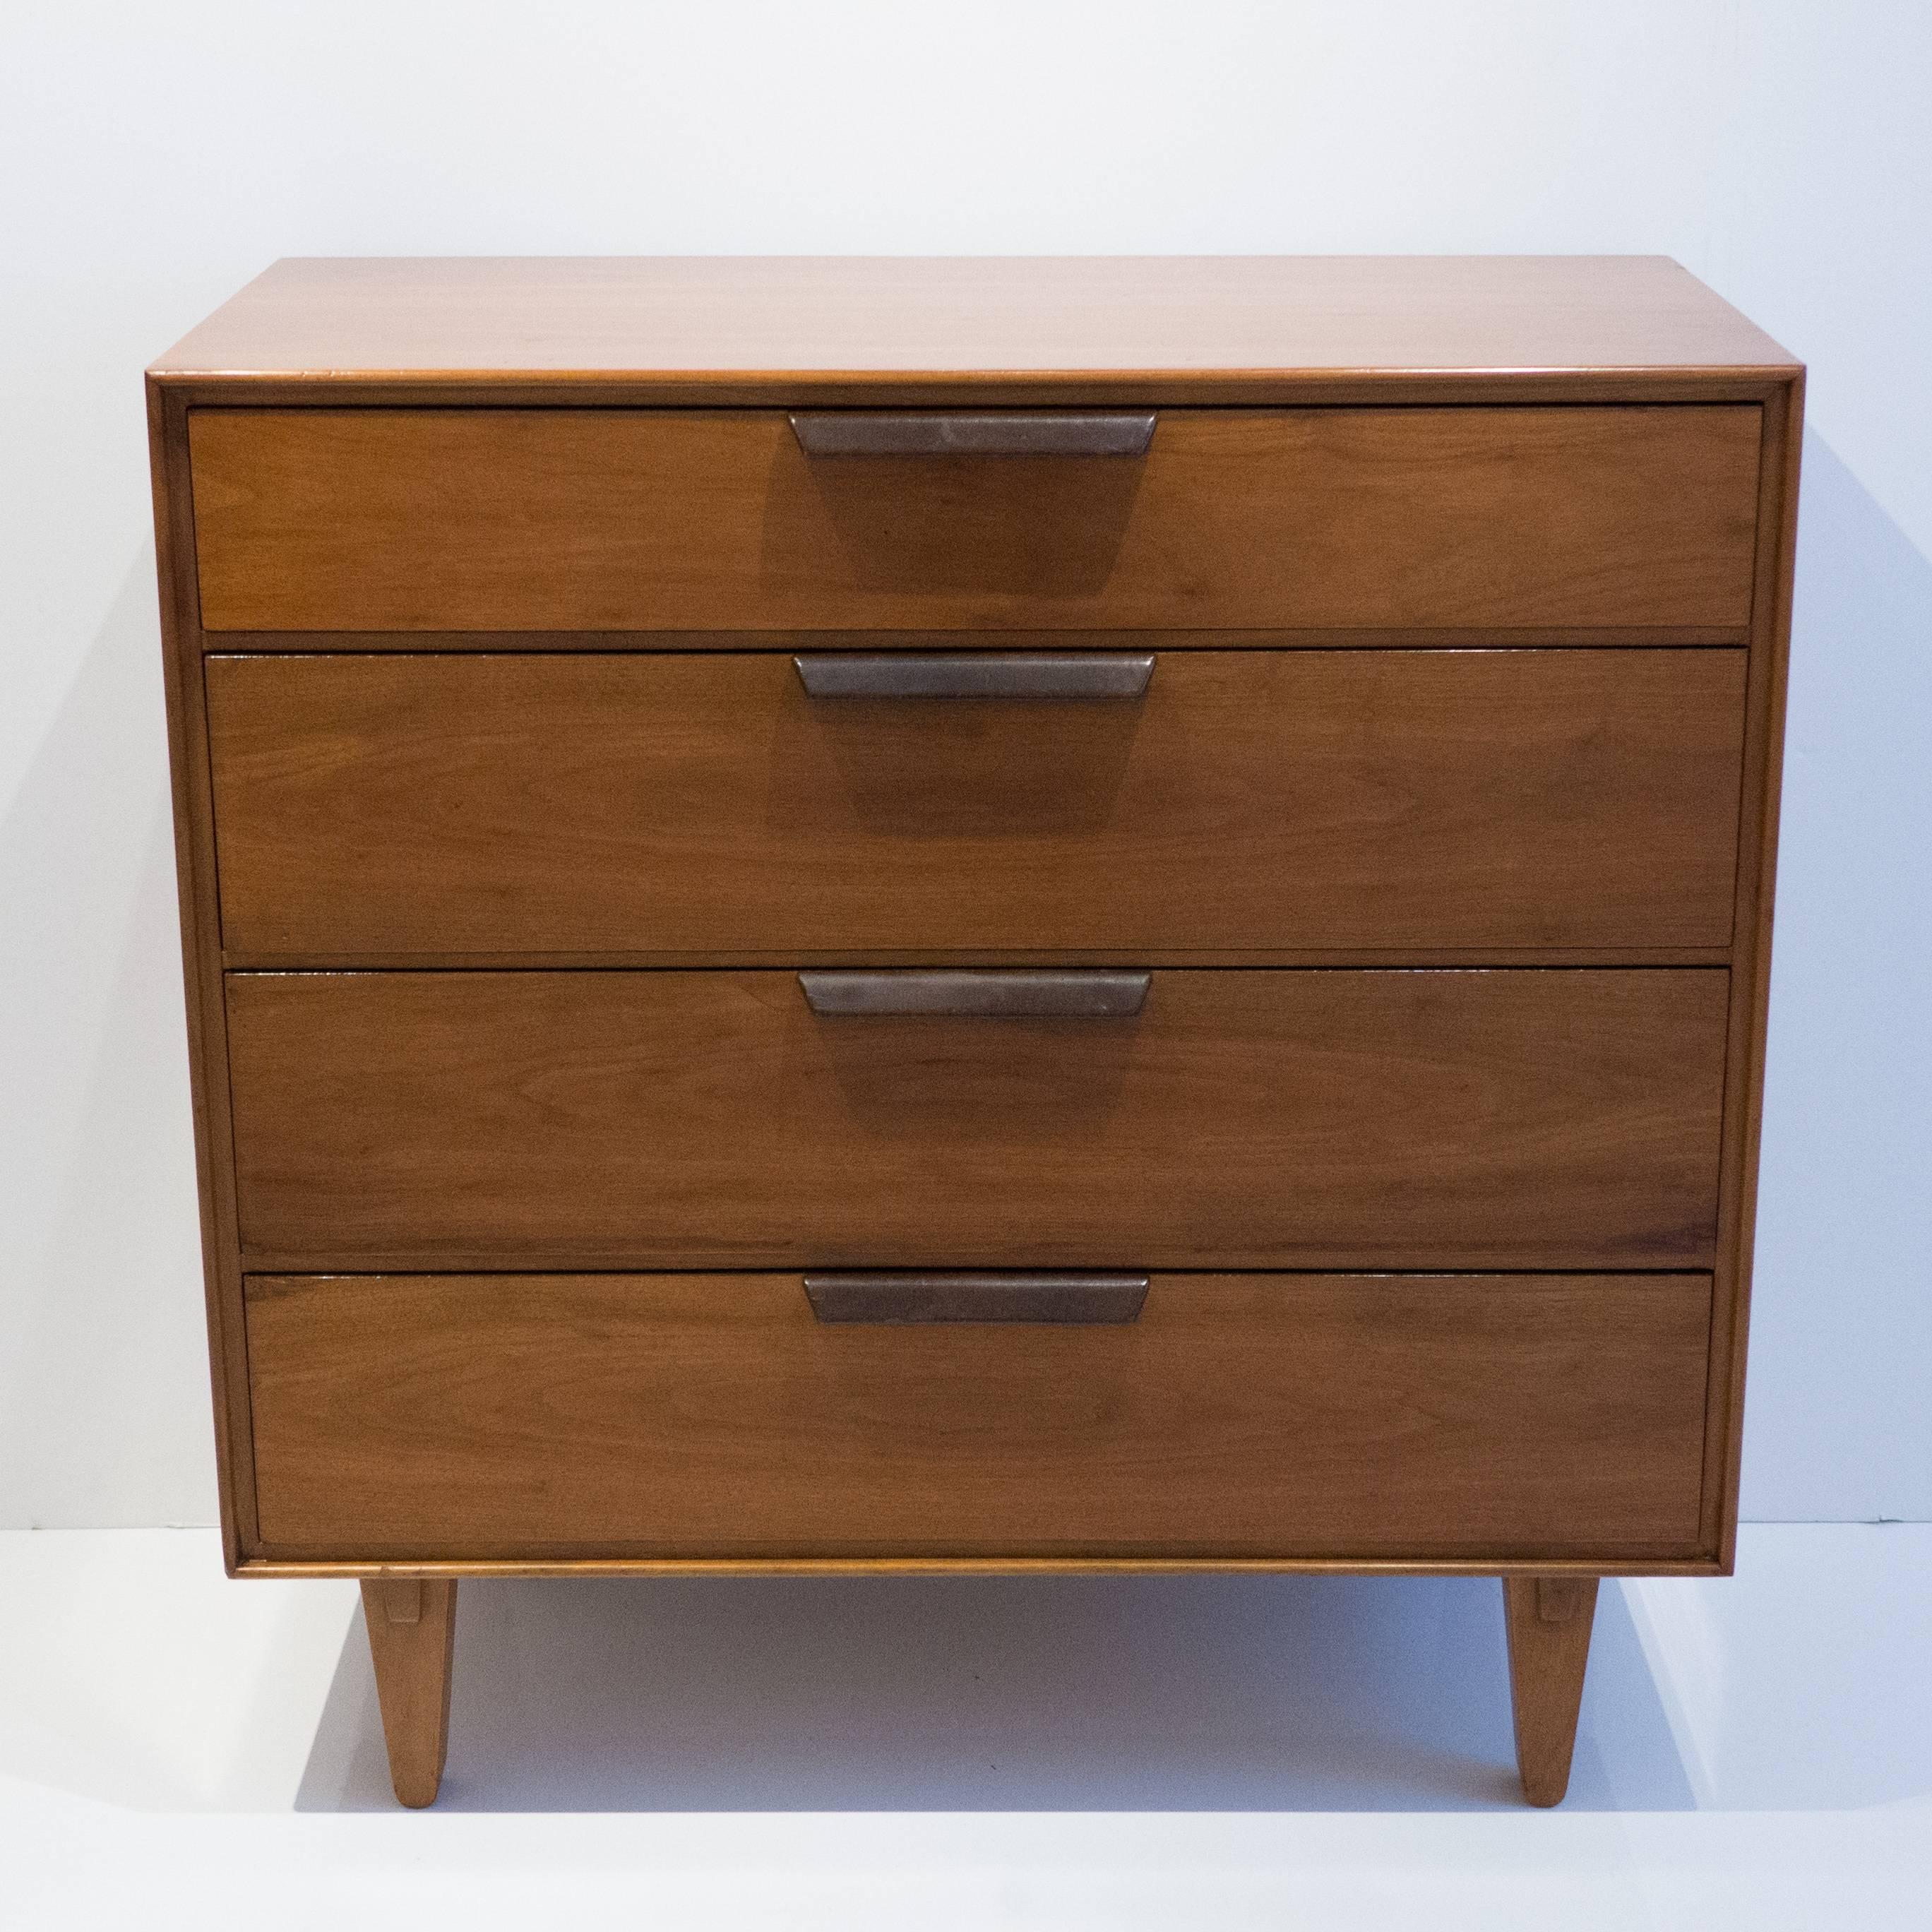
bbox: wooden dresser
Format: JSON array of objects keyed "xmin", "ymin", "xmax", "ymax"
[{"xmin": 147, "ymin": 256, "xmax": 1801, "ymax": 1807}]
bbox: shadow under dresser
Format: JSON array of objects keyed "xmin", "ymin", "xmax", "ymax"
[{"xmin": 146, "ymin": 254, "xmax": 1802, "ymax": 1806}]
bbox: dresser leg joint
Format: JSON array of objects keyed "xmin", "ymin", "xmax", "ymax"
[
  {"xmin": 1501, "ymin": 1574, "xmax": 1599, "ymax": 1806},
  {"xmin": 360, "ymin": 1577, "xmax": 458, "ymax": 1807}
]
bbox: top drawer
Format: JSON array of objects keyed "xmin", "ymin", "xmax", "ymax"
[{"xmin": 187, "ymin": 406, "xmax": 1763, "ymax": 634}]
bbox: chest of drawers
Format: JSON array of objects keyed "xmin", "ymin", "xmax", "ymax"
[{"xmin": 147, "ymin": 256, "xmax": 1801, "ymax": 1807}]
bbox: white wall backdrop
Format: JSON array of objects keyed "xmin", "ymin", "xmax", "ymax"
[{"xmin": 2, "ymin": 1, "xmax": 1926, "ymax": 1527}]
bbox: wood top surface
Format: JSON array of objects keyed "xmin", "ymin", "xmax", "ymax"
[{"xmin": 149, "ymin": 255, "xmax": 1799, "ymax": 383}]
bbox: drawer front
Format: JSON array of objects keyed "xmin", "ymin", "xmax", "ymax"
[
  {"xmin": 244, "ymin": 1270, "xmax": 1713, "ymax": 1560},
  {"xmin": 189, "ymin": 406, "xmax": 1761, "ymax": 633},
  {"xmin": 208, "ymin": 649, "xmax": 1748, "ymax": 956},
  {"xmin": 226, "ymin": 969, "xmax": 1727, "ymax": 1270}
]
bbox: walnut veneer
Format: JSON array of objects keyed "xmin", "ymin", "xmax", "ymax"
[{"xmin": 148, "ymin": 256, "xmax": 1802, "ymax": 1806}]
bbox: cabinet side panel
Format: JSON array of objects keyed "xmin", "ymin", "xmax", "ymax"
[
  {"xmin": 148, "ymin": 378, "xmax": 257, "ymax": 1565},
  {"xmin": 1703, "ymin": 376, "xmax": 1803, "ymax": 1564}
]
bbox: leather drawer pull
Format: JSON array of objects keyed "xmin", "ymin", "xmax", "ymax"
[
  {"xmin": 799, "ymin": 969, "xmax": 1150, "ymax": 1018},
  {"xmin": 794, "ymin": 651, "xmax": 1155, "ymax": 699},
  {"xmin": 804, "ymin": 1271, "xmax": 1150, "ymax": 1324},
  {"xmin": 789, "ymin": 411, "xmax": 1155, "ymax": 458}
]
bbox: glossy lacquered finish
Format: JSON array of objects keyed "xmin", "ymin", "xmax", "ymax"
[{"xmin": 147, "ymin": 256, "xmax": 1803, "ymax": 1808}]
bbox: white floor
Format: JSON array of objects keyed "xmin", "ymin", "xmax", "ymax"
[{"xmin": 0, "ymin": 1526, "xmax": 1926, "ymax": 1929}]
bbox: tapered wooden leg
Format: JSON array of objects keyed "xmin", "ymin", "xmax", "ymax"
[
  {"xmin": 1502, "ymin": 1575, "xmax": 1598, "ymax": 1806},
  {"xmin": 361, "ymin": 1578, "xmax": 458, "ymax": 1808}
]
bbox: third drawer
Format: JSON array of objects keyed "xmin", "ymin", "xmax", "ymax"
[
  {"xmin": 207, "ymin": 648, "xmax": 1748, "ymax": 956},
  {"xmin": 227, "ymin": 967, "xmax": 1729, "ymax": 1270}
]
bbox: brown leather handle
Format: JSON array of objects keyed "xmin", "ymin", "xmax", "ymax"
[
  {"xmin": 789, "ymin": 411, "xmax": 1155, "ymax": 457},
  {"xmin": 799, "ymin": 970, "xmax": 1150, "ymax": 1018},
  {"xmin": 804, "ymin": 1272, "xmax": 1150, "ymax": 1324},
  {"xmin": 794, "ymin": 652, "xmax": 1155, "ymax": 699}
]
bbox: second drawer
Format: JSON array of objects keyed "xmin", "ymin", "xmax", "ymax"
[
  {"xmin": 206, "ymin": 648, "xmax": 1748, "ymax": 957},
  {"xmin": 227, "ymin": 967, "xmax": 1728, "ymax": 1270}
]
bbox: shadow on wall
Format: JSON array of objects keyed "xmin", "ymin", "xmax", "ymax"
[
  {"xmin": 0, "ymin": 549, "xmax": 209, "ymax": 1530},
  {"xmin": 294, "ymin": 1571, "xmax": 1695, "ymax": 1814},
  {"xmin": 1744, "ymin": 429, "xmax": 1932, "ymax": 1522}
]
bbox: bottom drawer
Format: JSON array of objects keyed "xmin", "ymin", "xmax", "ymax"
[{"xmin": 246, "ymin": 1272, "xmax": 1711, "ymax": 1563}]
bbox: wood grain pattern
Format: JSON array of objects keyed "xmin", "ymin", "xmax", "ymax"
[
  {"xmin": 1503, "ymin": 1575, "xmax": 1600, "ymax": 1805},
  {"xmin": 198, "ymin": 626, "xmax": 1754, "ymax": 655},
  {"xmin": 187, "ymin": 406, "xmax": 1763, "ymax": 633},
  {"xmin": 207, "ymin": 649, "xmax": 1748, "ymax": 957},
  {"xmin": 1704, "ymin": 373, "xmax": 1806, "ymax": 1568},
  {"xmin": 224, "ymin": 948, "xmax": 1736, "ymax": 972},
  {"xmin": 359, "ymin": 1578, "xmax": 457, "ymax": 1807},
  {"xmin": 144, "ymin": 261, "xmax": 1801, "ymax": 1637},
  {"xmin": 245, "ymin": 1554, "xmax": 1729, "ymax": 1580},
  {"xmin": 225, "ymin": 969, "xmax": 1729, "ymax": 1271},
  {"xmin": 150, "ymin": 256, "xmax": 1799, "ymax": 381},
  {"xmin": 143, "ymin": 262, "xmax": 1805, "ymax": 1818},
  {"xmin": 247, "ymin": 1272, "xmax": 1712, "ymax": 1562},
  {"xmin": 146, "ymin": 381, "xmax": 258, "ymax": 1567}
]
